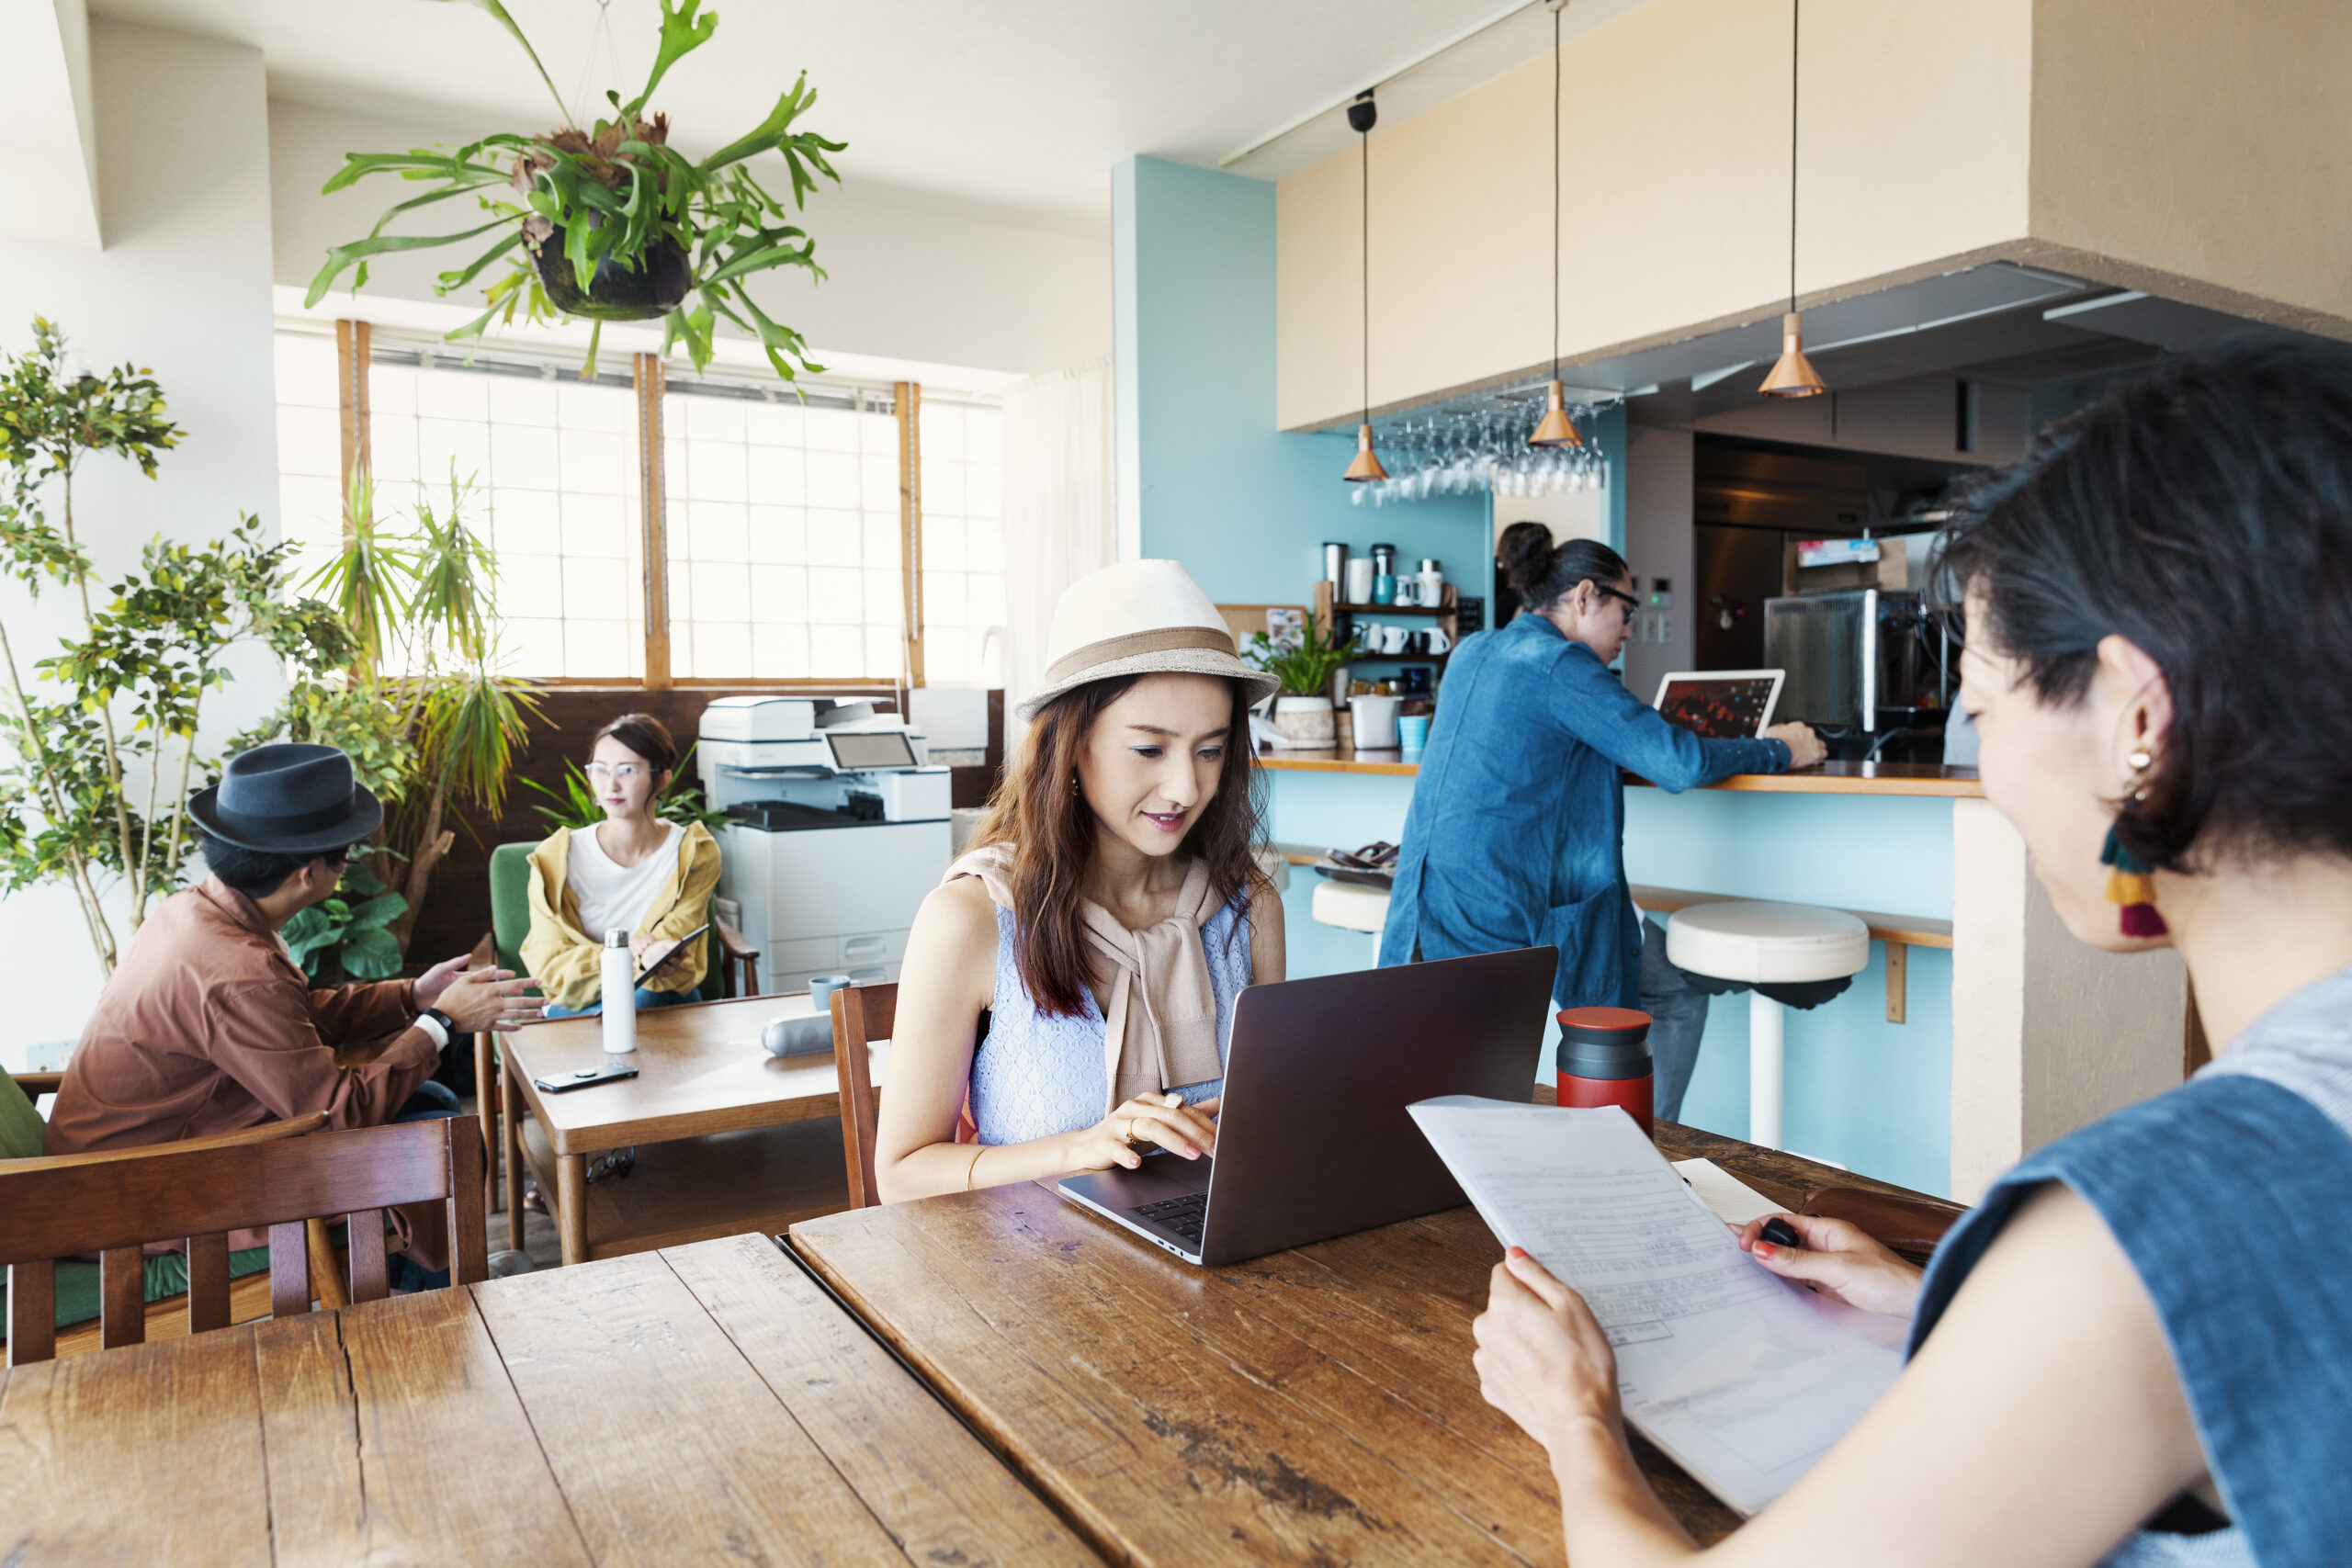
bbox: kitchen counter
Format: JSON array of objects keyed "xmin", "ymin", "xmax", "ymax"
[{"xmin": 1256, "ymin": 743, "xmax": 1983, "ymax": 797}]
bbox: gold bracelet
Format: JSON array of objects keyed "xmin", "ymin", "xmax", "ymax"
[{"xmin": 964, "ymin": 1144, "xmax": 987, "ymax": 1190}]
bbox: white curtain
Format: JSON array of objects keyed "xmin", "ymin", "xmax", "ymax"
[{"xmin": 1001, "ymin": 355, "xmax": 1116, "ymax": 727}]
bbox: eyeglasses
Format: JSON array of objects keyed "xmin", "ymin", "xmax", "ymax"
[
  {"xmin": 585, "ymin": 763, "xmax": 645, "ymax": 783},
  {"xmin": 1594, "ymin": 584, "xmax": 1640, "ymax": 615}
]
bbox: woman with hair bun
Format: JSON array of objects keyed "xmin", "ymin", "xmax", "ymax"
[{"xmin": 1380, "ymin": 530, "xmax": 1823, "ymax": 1032}]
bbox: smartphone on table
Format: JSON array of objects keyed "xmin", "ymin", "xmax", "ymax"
[{"xmin": 534, "ymin": 1060, "xmax": 640, "ymax": 1093}]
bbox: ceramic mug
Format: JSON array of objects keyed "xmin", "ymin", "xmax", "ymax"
[
  {"xmin": 1428, "ymin": 626, "xmax": 1452, "ymax": 654},
  {"xmin": 1345, "ymin": 558, "xmax": 1376, "ymax": 604},
  {"xmin": 1381, "ymin": 625, "xmax": 1410, "ymax": 654},
  {"xmin": 1394, "ymin": 578, "xmax": 1419, "ymax": 606},
  {"xmin": 1349, "ymin": 694, "xmax": 1403, "ymax": 749}
]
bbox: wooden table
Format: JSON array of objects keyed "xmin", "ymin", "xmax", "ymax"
[
  {"xmin": 790, "ymin": 1120, "xmax": 1927, "ymax": 1565},
  {"xmin": 0, "ymin": 1233, "xmax": 1097, "ymax": 1566},
  {"xmin": 498, "ymin": 995, "xmax": 883, "ymax": 1265}
]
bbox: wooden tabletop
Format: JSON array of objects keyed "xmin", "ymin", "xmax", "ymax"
[
  {"xmin": 0, "ymin": 1233, "xmax": 1098, "ymax": 1567},
  {"xmin": 789, "ymin": 1122, "xmax": 1890, "ymax": 1563},
  {"xmin": 1258, "ymin": 743, "xmax": 1984, "ymax": 797},
  {"xmin": 503, "ymin": 994, "xmax": 884, "ymax": 1156}
]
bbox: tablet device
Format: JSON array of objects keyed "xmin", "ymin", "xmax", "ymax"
[
  {"xmin": 633, "ymin": 923, "xmax": 710, "ymax": 987},
  {"xmin": 1651, "ymin": 670, "xmax": 1784, "ymax": 739}
]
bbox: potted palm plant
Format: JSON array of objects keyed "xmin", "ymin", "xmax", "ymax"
[
  {"xmin": 305, "ymin": 0, "xmax": 843, "ymax": 380},
  {"xmin": 1243, "ymin": 615, "xmax": 1357, "ymax": 749}
]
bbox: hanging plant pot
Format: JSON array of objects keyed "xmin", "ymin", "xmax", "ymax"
[{"xmin": 531, "ymin": 225, "xmax": 692, "ymax": 322}]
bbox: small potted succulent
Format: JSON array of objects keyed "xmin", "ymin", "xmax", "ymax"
[
  {"xmin": 305, "ymin": 0, "xmax": 843, "ymax": 380},
  {"xmin": 1244, "ymin": 614, "xmax": 1358, "ymax": 749}
]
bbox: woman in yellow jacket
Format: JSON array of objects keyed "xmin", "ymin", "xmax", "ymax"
[{"xmin": 523, "ymin": 714, "xmax": 721, "ymax": 1017}]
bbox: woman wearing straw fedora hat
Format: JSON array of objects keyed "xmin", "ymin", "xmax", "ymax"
[{"xmin": 872, "ymin": 560, "xmax": 1287, "ymax": 1202}]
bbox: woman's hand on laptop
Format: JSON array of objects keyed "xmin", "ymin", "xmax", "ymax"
[{"xmin": 1066, "ymin": 1093, "xmax": 1221, "ymax": 1172}]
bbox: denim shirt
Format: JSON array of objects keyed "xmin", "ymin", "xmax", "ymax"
[{"xmin": 1377, "ymin": 613, "xmax": 1789, "ymax": 1009}]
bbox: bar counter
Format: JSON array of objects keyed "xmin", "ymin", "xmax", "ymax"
[
  {"xmin": 1257, "ymin": 740, "xmax": 2187, "ymax": 1203},
  {"xmin": 1258, "ymin": 742, "xmax": 1984, "ymax": 797}
]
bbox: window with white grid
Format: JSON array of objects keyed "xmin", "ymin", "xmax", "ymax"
[
  {"xmin": 273, "ymin": 333, "xmax": 344, "ymax": 591},
  {"xmin": 368, "ymin": 355, "xmax": 643, "ymax": 679},
  {"xmin": 917, "ymin": 400, "xmax": 1005, "ymax": 684},
  {"xmin": 662, "ymin": 389, "xmax": 904, "ymax": 681}
]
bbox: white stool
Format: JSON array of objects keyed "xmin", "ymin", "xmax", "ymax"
[
  {"xmin": 1311, "ymin": 879, "xmax": 1390, "ymax": 934},
  {"xmin": 1665, "ymin": 901, "xmax": 1869, "ymax": 1150}
]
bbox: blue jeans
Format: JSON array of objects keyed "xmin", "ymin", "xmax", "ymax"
[
  {"xmin": 388, "ymin": 1079, "xmax": 462, "ymax": 1291},
  {"xmin": 542, "ymin": 987, "xmax": 691, "ymax": 1020}
]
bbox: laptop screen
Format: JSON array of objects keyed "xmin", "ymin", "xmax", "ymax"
[{"xmin": 1655, "ymin": 674, "xmax": 1780, "ymax": 739}]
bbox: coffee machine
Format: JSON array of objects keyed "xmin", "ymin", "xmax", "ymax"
[{"xmin": 1762, "ymin": 589, "xmax": 1955, "ymax": 761}]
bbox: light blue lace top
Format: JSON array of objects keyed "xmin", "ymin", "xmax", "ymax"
[{"xmin": 967, "ymin": 894, "xmax": 1252, "ymax": 1147}]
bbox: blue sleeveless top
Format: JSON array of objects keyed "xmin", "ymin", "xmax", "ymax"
[
  {"xmin": 967, "ymin": 894, "xmax": 1253, "ymax": 1147},
  {"xmin": 1908, "ymin": 965, "xmax": 2352, "ymax": 1568}
]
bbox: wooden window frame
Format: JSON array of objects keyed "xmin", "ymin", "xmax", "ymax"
[{"xmin": 325, "ymin": 320, "xmax": 962, "ymax": 691}]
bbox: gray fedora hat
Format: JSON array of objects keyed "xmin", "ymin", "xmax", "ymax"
[{"xmin": 187, "ymin": 742, "xmax": 384, "ymax": 855}]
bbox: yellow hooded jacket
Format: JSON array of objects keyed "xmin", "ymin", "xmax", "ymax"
[{"xmin": 521, "ymin": 821, "xmax": 721, "ymax": 1010}]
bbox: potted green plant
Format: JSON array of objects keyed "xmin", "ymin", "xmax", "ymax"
[
  {"xmin": 248, "ymin": 466, "xmax": 539, "ymax": 961},
  {"xmin": 305, "ymin": 0, "xmax": 844, "ymax": 380},
  {"xmin": 1243, "ymin": 614, "xmax": 1357, "ymax": 749},
  {"xmin": 0, "ymin": 320, "xmax": 357, "ymax": 975}
]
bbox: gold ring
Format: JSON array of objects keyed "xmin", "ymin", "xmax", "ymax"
[{"xmin": 1117, "ymin": 1117, "xmax": 1135, "ymax": 1145}]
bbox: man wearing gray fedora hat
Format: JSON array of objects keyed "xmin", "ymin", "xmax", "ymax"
[{"xmin": 46, "ymin": 744, "xmax": 543, "ymax": 1271}]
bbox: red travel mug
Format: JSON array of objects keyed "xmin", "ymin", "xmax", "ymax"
[{"xmin": 1555, "ymin": 1006, "xmax": 1655, "ymax": 1137}]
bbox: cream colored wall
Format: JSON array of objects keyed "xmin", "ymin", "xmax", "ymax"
[
  {"xmin": 1277, "ymin": 0, "xmax": 2033, "ymax": 431},
  {"xmin": 1950, "ymin": 800, "xmax": 2188, "ymax": 1201},
  {"xmin": 2029, "ymin": 0, "xmax": 2352, "ymax": 332}
]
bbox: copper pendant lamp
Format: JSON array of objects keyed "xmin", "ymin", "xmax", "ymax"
[
  {"xmin": 1759, "ymin": 0, "xmax": 1825, "ymax": 399},
  {"xmin": 1342, "ymin": 89, "xmax": 1388, "ymax": 482},
  {"xmin": 1530, "ymin": 0, "xmax": 1581, "ymax": 448}
]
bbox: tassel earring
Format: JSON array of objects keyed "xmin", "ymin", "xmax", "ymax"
[{"xmin": 2100, "ymin": 744, "xmax": 2168, "ymax": 938}]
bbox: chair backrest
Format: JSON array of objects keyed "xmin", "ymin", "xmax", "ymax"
[
  {"xmin": 492, "ymin": 838, "xmax": 729, "ymax": 1001},
  {"xmin": 0, "ymin": 1114, "xmax": 486, "ymax": 1365},
  {"xmin": 829, "ymin": 984, "xmax": 897, "ymax": 1210}
]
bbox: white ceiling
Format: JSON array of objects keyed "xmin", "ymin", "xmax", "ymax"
[{"xmin": 90, "ymin": 0, "xmax": 1649, "ymax": 236}]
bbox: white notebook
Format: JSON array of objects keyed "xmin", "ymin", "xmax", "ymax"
[{"xmin": 1410, "ymin": 1096, "xmax": 1906, "ymax": 1517}]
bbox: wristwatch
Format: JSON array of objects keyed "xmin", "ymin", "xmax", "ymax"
[{"xmin": 418, "ymin": 1007, "xmax": 458, "ymax": 1049}]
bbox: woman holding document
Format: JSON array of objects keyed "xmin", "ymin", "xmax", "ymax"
[{"xmin": 1470, "ymin": 336, "xmax": 2352, "ymax": 1568}]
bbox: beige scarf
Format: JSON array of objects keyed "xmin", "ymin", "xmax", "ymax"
[{"xmin": 945, "ymin": 844, "xmax": 1225, "ymax": 1112}]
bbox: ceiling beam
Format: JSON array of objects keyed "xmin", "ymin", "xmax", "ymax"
[{"xmin": 1, "ymin": 0, "xmax": 101, "ymax": 250}]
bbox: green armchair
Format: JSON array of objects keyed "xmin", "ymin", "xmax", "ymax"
[{"xmin": 484, "ymin": 841, "xmax": 759, "ymax": 1004}]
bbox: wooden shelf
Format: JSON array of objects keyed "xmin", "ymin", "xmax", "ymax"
[{"xmin": 518, "ymin": 1115, "xmax": 850, "ymax": 1263}]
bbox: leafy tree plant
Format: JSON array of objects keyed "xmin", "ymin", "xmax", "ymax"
[
  {"xmin": 247, "ymin": 467, "xmax": 540, "ymax": 958},
  {"xmin": 305, "ymin": 0, "xmax": 844, "ymax": 380},
  {"xmin": 280, "ymin": 858, "xmax": 409, "ymax": 983},
  {"xmin": 0, "ymin": 319, "xmax": 355, "ymax": 975}
]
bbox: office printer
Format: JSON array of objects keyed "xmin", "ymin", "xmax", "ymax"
[{"xmin": 699, "ymin": 695, "xmax": 952, "ymax": 996}]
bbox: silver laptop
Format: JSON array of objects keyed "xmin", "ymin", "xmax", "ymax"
[{"xmin": 1057, "ymin": 946, "xmax": 1555, "ymax": 1266}]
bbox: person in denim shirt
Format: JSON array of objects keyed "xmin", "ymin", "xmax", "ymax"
[{"xmin": 1379, "ymin": 536, "xmax": 1822, "ymax": 1013}]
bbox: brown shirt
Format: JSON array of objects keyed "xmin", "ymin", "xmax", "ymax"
[{"xmin": 46, "ymin": 877, "xmax": 440, "ymax": 1156}]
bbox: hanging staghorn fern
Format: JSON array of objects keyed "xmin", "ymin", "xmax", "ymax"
[{"xmin": 305, "ymin": 0, "xmax": 844, "ymax": 381}]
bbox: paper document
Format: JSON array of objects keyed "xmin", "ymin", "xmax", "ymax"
[{"xmin": 1410, "ymin": 1097, "xmax": 1905, "ymax": 1516}]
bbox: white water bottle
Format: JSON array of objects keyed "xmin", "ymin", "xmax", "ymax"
[{"xmin": 601, "ymin": 929, "xmax": 637, "ymax": 1054}]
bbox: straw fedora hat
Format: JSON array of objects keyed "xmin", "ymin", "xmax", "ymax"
[{"xmin": 1017, "ymin": 559, "xmax": 1281, "ymax": 720}]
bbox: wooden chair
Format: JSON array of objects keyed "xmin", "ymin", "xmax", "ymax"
[
  {"xmin": 829, "ymin": 983, "xmax": 895, "ymax": 1210},
  {"xmin": 1, "ymin": 1113, "xmax": 487, "ymax": 1365}
]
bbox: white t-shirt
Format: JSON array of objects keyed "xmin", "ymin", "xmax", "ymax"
[{"xmin": 566, "ymin": 821, "xmax": 683, "ymax": 942}]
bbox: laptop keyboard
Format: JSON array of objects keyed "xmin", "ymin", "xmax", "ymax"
[{"xmin": 1133, "ymin": 1191, "xmax": 1209, "ymax": 1245}]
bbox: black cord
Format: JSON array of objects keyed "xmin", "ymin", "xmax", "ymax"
[
  {"xmin": 1362, "ymin": 118, "xmax": 1371, "ymax": 425},
  {"xmin": 1552, "ymin": 1, "xmax": 1561, "ymax": 380},
  {"xmin": 1789, "ymin": 0, "xmax": 1800, "ymax": 313}
]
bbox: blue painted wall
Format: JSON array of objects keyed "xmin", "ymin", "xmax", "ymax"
[{"xmin": 1113, "ymin": 156, "xmax": 1488, "ymax": 605}]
